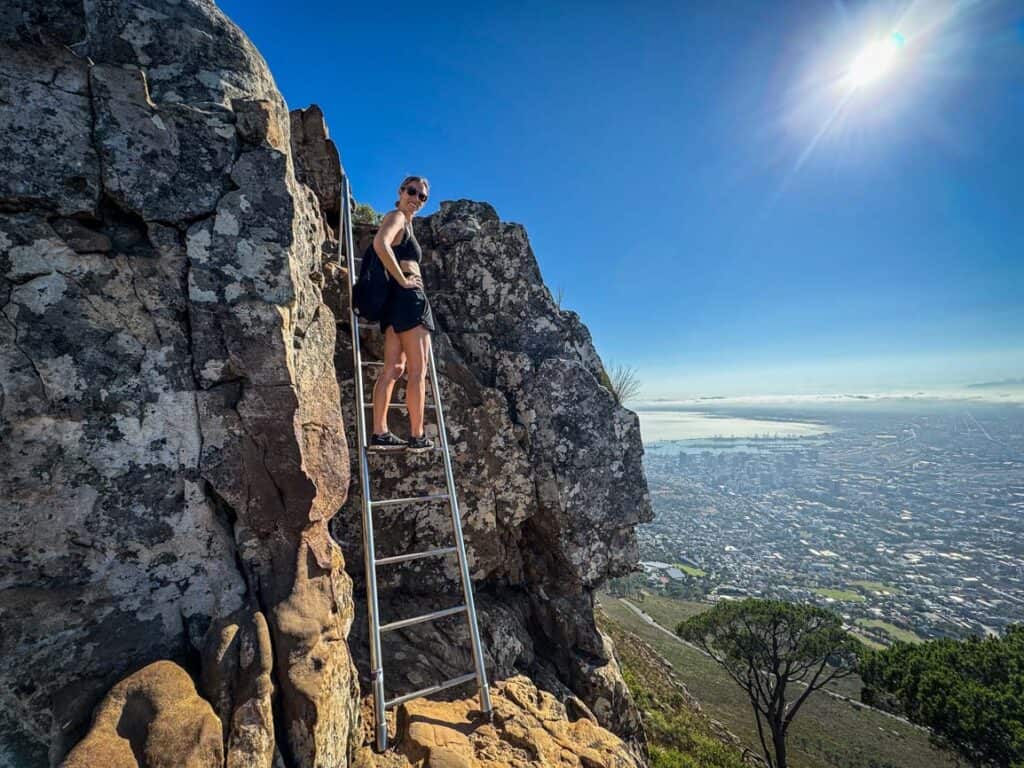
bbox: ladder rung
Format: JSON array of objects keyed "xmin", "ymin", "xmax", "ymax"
[
  {"xmin": 364, "ymin": 444, "xmax": 444, "ymax": 455},
  {"xmin": 362, "ymin": 361, "xmax": 384, "ymax": 367},
  {"xmin": 339, "ymin": 319, "xmax": 379, "ymax": 330},
  {"xmin": 385, "ymin": 672, "xmax": 477, "ymax": 709},
  {"xmin": 380, "ymin": 605, "xmax": 466, "ymax": 633},
  {"xmin": 372, "ymin": 493, "xmax": 449, "ymax": 509},
  {"xmin": 364, "ymin": 445, "xmax": 444, "ymax": 455},
  {"xmin": 363, "ymin": 402, "xmax": 436, "ymax": 410},
  {"xmin": 376, "ymin": 546, "xmax": 457, "ymax": 567}
]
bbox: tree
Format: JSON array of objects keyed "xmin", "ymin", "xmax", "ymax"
[
  {"xmin": 606, "ymin": 572, "xmax": 647, "ymax": 599},
  {"xmin": 860, "ymin": 625, "xmax": 1024, "ymax": 767},
  {"xmin": 677, "ymin": 599, "xmax": 860, "ymax": 768}
]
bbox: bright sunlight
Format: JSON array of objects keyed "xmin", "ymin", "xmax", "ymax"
[{"xmin": 847, "ymin": 31, "xmax": 906, "ymax": 89}]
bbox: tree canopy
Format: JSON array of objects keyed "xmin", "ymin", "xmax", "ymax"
[
  {"xmin": 352, "ymin": 200, "xmax": 381, "ymax": 225},
  {"xmin": 677, "ymin": 598, "xmax": 860, "ymax": 768},
  {"xmin": 860, "ymin": 624, "xmax": 1024, "ymax": 767}
]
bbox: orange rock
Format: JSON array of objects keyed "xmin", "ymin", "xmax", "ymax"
[
  {"xmin": 62, "ymin": 660, "xmax": 223, "ymax": 768},
  {"xmin": 356, "ymin": 675, "xmax": 641, "ymax": 768}
]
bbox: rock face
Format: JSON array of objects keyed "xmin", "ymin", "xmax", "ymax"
[
  {"xmin": 289, "ymin": 105, "xmax": 342, "ymax": 234},
  {"xmin": 0, "ymin": 2, "xmax": 356, "ymax": 766},
  {"xmin": 1, "ymin": 2, "xmax": 651, "ymax": 767},
  {"xmin": 323, "ymin": 200, "xmax": 652, "ymax": 757},
  {"xmin": 201, "ymin": 610, "xmax": 276, "ymax": 768}
]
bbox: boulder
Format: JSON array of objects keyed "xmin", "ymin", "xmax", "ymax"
[{"xmin": 62, "ymin": 660, "xmax": 223, "ymax": 768}]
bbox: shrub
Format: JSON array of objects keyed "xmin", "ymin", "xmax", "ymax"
[
  {"xmin": 860, "ymin": 625, "xmax": 1024, "ymax": 767},
  {"xmin": 607, "ymin": 363, "xmax": 642, "ymax": 405},
  {"xmin": 352, "ymin": 201, "xmax": 382, "ymax": 225}
]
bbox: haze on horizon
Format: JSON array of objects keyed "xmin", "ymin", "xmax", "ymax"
[
  {"xmin": 220, "ymin": 0, "xmax": 1024, "ymax": 399},
  {"xmin": 634, "ymin": 353, "xmax": 1024, "ymax": 402}
]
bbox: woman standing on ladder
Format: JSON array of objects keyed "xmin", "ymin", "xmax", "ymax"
[{"xmin": 368, "ymin": 175, "xmax": 436, "ymax": 454}]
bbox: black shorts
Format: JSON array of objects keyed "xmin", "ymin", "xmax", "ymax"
[{"xmin": 380, "ymin": 271, "xmax": 435, "ymax": 334}]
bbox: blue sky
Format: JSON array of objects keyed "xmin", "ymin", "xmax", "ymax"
[{"xmin": 219, "ymin": 0, "xmax": 1024, "ymax": 398}]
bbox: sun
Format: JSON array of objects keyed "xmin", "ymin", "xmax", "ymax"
[{"xmin": 847, "ymin": 32, "xmax": 906, "ymax": 89}]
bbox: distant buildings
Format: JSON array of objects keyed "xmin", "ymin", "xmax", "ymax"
[{"xmin": 638, "ymin": 404, "xmax": 1024, "ymax": 642}]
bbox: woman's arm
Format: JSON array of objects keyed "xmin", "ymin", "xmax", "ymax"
[{"xmin": 373, "ymin": 212, "xmax": 414, "ymax": 288}]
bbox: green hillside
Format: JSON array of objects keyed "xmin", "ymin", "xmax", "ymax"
[
  {"xmin": 598, "ymin": 607, "xmax": 747, "ymax": 768},
  {"xmin": 598, "ymin": 592, "xmax": 959, "ymax": 768}
]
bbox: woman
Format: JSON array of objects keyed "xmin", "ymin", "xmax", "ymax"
[{"xmin": 368, "ymin": 175, "xmax": 436, "ymax": 453}]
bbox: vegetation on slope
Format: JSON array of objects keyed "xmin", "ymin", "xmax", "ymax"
[
  {"xmin": 597, "ymin": 605, "xmax": 751, "ymax": 768},
  {"xmin": 598, "ymin": 591, "xmax": 960, "ymax": 768},
  {"xmin": 861, "ymin": 626, "xmax": 1024, "ymax": 767}
]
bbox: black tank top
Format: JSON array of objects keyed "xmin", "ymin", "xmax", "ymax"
[{"xmin": 393, "ymin": 222, "xmax": 422, "ymax": 264}]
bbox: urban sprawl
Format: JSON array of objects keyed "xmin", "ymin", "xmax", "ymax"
[{"xmin": 635, "ymin": 402, "xmax": 1024, "ymax": 646}]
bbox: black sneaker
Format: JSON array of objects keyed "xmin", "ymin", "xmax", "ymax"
[
  {"xmin": 368, "ymin": 431, "xmax": 407, "ymax": 452},
  {"xmin": 406, "ymin": 434, "xmax": 434, "ymax": 454}
]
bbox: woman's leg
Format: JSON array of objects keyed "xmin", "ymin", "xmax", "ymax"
[
  {"xmin": 372, "ymin": 327, "xmax": 406, "ymax": 435},
  {"xmin": 398, "ymin": 325, "xmax": 431, "ymax": 438}
]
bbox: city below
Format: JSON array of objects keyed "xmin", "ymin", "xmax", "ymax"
[{"xmin": 634, "ymin": 398, "xmax": 1024, "ymax": 646}]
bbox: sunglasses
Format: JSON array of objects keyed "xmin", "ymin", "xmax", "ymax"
[{"xmin": 403, "ymin": 186, "xmax": 428, "ymax": 202}]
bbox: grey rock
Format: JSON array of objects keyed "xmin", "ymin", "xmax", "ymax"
[
  {"xmin": 90, "ymin": 63, "xmax": 236, "ymax": 222},
  {"xmin": 0, "ymin": 208, "xmax": 247, "ymax": 763},
  {"xmin": 0, "ymin": 1, "xmax": 86, "ymax": 47},
  {"xmin": 289, "ymin": 105, "xmax": 342, "ymax": 231},
  {"xmin": 81, "ymin": 0, "xmax": 282, "ymax": 107},
  {"xmin": 0, "ymin": 43, "xmax": 99, "ymax": 216},
  {"xmin": 1, "ymin": 5, "xmax": 358, "ymax": 766},
  {"xmin": 48, "ymin": 218, "xmax": 112, "ymax": 253}
]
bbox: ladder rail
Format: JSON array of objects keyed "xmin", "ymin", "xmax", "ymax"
[
  {"xmin": 340, "ymin": 176, "xmax": 389, "ymax": 751},
  {"xmin": 427, "ymin": 341, "xmax": 494, "ymax": 717}
]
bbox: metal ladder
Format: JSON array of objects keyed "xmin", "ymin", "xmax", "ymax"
[{"xmin": 338, "ymin": 175, "xmax": 493, "ymax": 752}]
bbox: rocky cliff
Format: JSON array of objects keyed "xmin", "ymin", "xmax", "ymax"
[
  {"xmin": 329, "ymin": 204, "xmax": 651, "ymax": 754},
  {"xmin": 0, "ymin": 2, "xmax": 652, "ymax": 767}
]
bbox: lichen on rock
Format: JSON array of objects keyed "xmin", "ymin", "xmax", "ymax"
[{"xmin": 1, "ymin": 2, "xmax": 356, "ymax": 765}]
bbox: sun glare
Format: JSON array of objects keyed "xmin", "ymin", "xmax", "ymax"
[{"xmin": 847, "ymin": 32, "xmax": 906, "ymax": 89}]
